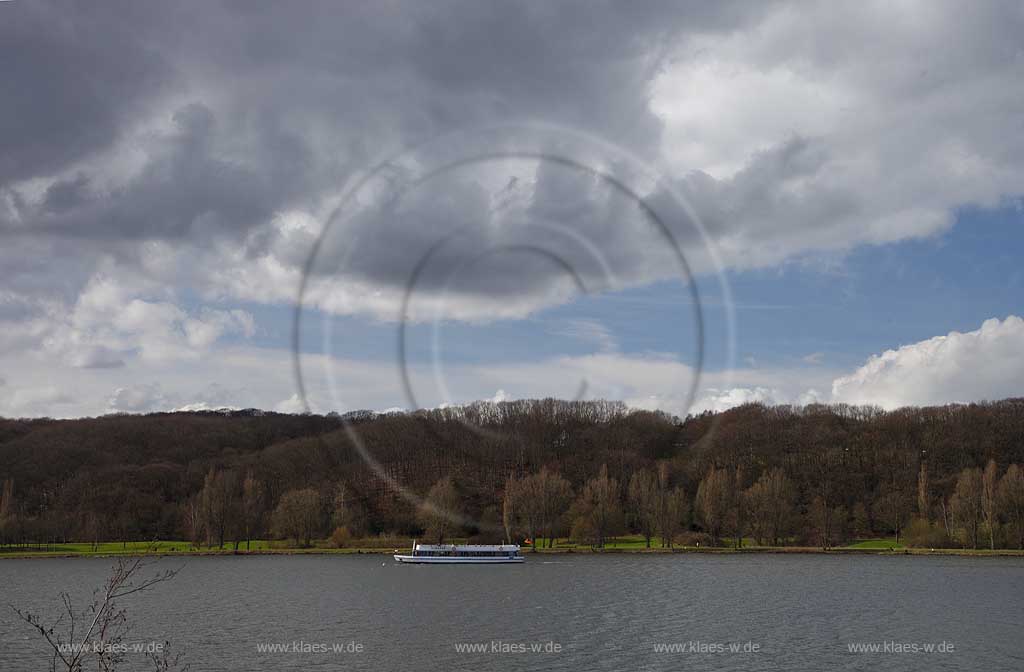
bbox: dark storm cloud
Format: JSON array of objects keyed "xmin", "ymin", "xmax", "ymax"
[
  {"xmin": 3, "ymin": 0, "xmax": 1022, "ymax": 324},
  {"xmin": 0, "ymin": 2, "xmax": 173, "ymax": 184},
  {"xmin": 22, "ymin": 103, "xmax": 304, "ymax": 240},
  {"xmin": 1, "ymin": 0, "xmax": 764, "ymax": 317},
  {"xmin": 1, "ymin": 0, "xmax": 756, "ymax": 235}
]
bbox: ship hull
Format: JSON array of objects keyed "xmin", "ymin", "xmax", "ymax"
[{"xmin": 393, "ymin": 554, "xmax": 524, "ymax": 564}]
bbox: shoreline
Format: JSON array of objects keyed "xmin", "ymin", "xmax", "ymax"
[{"xmin": 3, "ymin": 546, "xmax": 1023, "ymax": 560}]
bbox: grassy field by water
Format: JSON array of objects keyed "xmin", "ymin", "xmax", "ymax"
[{"xmin": 4, "ymin": 535, "xmax": 1020, "ymax": 559}]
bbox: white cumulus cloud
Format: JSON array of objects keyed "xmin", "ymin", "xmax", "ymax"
[{"xmin": 831, "ymin": 315, "xmax": 1024, "ymax": 409}]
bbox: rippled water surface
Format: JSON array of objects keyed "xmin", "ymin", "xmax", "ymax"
[{"xmin": 2, "ymin": 554, "xmax": 1022, "ymax": 671}]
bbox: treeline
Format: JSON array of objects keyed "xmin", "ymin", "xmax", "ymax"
[
  {"xmin": 433, "ymin": 457, "xmax": 1024, "ymax": 550},
  {"xmin": 2, "ymin": 399, "xmax": 1024, "ymax": 549}
]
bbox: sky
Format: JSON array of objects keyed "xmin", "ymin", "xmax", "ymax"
[{"xmin": 1, "ymin": 0, "xmax": 1023, "ymax": 418}]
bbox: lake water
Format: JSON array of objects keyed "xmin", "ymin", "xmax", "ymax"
[{"xmin": 1, "ymin": 554, "xmax": 1022, "ymax": 671}]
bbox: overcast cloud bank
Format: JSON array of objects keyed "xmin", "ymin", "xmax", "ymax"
[{"xmin": 1, "ymin": 1, "xmax": 1022, "ymax": 417}]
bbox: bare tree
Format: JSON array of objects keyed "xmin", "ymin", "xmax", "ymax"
[
  {"xmin": 998, "ymin": 464, "xmax": 1024, "ymax": 550},
  {"xmin": 182, "ymin": 498, "xmax": 202, "ymax": 550},
  {"xmin": 875, "ymin": 482, "xmax": 911, "ymax": 544},
  {"xmin": 653, "ymin": 465, "xmax": 688, "ymax": 548},
  {"xmin": 696, "ymin": 467, "xmax": 732, "ymax": 546},
  {"xmin": 240, "ymin": 471, "xmax": 265, "ymax": 551},
  {"xmin": 730, "ymin": 467, "xmax": 747, "ymax": 548},
  {"xmin": 330, "ymin": 481, "xmax": 349, "ymax": 530},
  {"xmin": 537, "ymin": 468, "xmax": 573, "ymax": 548},
  {"xmin": 939, "ymin": 497, "xmax": 954, "ymax": 541},
  {"xmin": 628, "ymin": 470, "xmax": 658, "ymax": 548},
  {"xmin": 0, "ymin": 477, "xmax": 13, "ymax": 547},
  {"xmin": 501, "ymin": 475, "xmax": 517, "ymax": 544},
  {"xmin": 0, "ymin": 477, "xmax": 12, "ymax": 520},
  {"xmin": 951, "ymin": 467, "xmax": 983, "ymax": 549},
  {"xmin": 12, "ymin": 556, "xmax": 187, "ymax": 671},
  {"xmin": 746, "ymin": 468, "xmax": 795, "ymax": 546},
  {"xmin": 981, "ymin": 459, "xmax": 999, "ymax": 550},
  {"xmin": 513, "ymin": 475, "xmax": 542, "ymax": 550},
  {"xmin": 507, "ymin": 469, "xmax": 570, "ymax": 550},
  {"xmin": 198, "ymin": 469, "xmax": 238, "ymax": 549},
  {"xmin": 809, "ymin": 497, "xmax": 847, "ymax": 550},
  {"xmin": 806, "ymin": 449, "xmax": 843, "ymax": 549},
  {"xmin": 271, "ymin": 488, "xmax": 321, "ymax": 547},
  {"xmin": 198, "ymin": 469, "xmax": 216, "ymax": 548},
  {"xmin": 570, "ymin": 465, "xmax": 622, "ymax": 549},
  {"xmin": 851, "ymin": 501, "xmax": 871, "ymax": 539},
  {"xmin": 417, "ymin": 477, "xmax": 460, "ymax": 544},
  {"xmin": 83, "ymin": 511, "xmax": 103, "ymax": 553},
  {"xmin": 916, "ymin": 461, "xmax": 930, "ymax": 521}
]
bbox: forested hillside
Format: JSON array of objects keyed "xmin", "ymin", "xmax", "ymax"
[{"xmin": 2, "ymin": 399, "xmax": 1024, "ymax": 550}]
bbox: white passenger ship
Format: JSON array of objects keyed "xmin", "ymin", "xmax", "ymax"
[{"xmin": 394, "ymin": 542, "xmax": 524, "ymax": 564}]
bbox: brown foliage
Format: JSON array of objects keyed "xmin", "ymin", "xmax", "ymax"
[{"xmin": 3, "ymin": 399, "xmax": 1024, "ymax": 548}]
